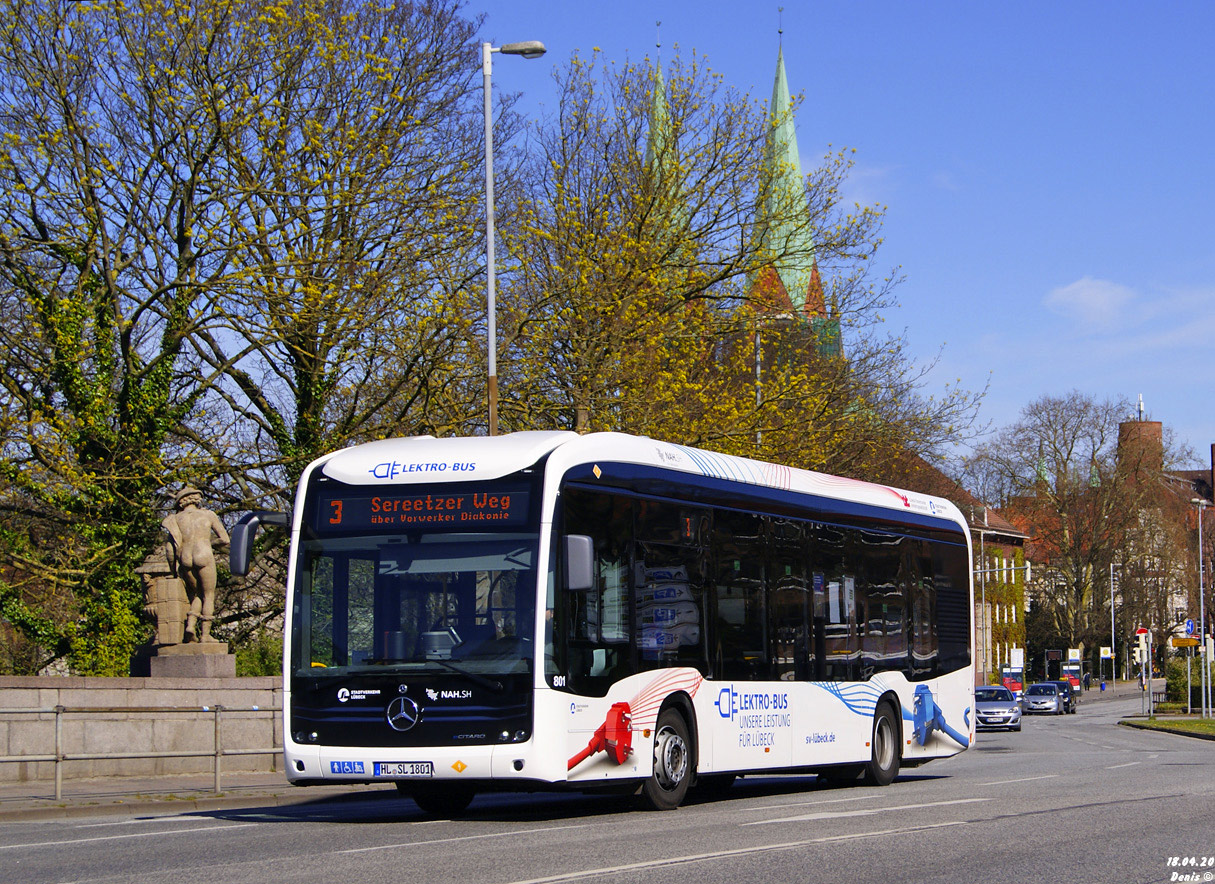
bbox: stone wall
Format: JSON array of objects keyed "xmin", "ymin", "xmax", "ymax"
[{"xmin": 0, "ymin": 676, "xmax": 282, "ymax": 783}]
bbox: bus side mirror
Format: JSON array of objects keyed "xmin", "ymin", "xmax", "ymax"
[
  {"xmin": 230, "ymin": 510, "xmax": 290, "ymax": 576},
  {"xmin": 564, "ymin": 534, "xmax": 594, "ymax": 591}
]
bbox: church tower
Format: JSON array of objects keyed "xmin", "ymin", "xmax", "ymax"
[{"xmin": 751, "ymin": 46, "xmax": 840, "ymax": 357}]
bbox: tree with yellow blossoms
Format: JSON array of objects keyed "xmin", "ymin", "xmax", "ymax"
[
  {"xmin": 0, "ymin": 0, "xmax": 490, "ymax": 672},
  {"xmin": 497, "ymin": 53, "xmax": 982, "ymax": 479}
]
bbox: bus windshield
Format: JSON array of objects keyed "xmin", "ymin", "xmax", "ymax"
[{"xmin": 291, "ymin": 531, "xmax": 538, "ymax": 679}]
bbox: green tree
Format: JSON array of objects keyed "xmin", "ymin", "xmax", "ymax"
[
  {"xmin": 192, "ymin": 0, "xmax": 493, "ymax": 495},
  {"xmin": 0, "ymin": 0, "xmax": 238, "ymax": 672},
  {"xmin": 0, "ymin": 0, "xmax": 494, "ymax": 672},
  {"xmin": 967, "ymin": 392, "xmax": 1188, "ymax": 660},
  {"xmin": 499, "ymin": 52, "xmax": 981, "ymax": 476}
]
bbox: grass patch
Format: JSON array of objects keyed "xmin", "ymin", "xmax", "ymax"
[{"xmin": 1123, "ymin": 717, "xmax": 1215, "ymax": 738}]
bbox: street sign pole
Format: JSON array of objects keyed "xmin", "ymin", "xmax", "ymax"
[
  {"xmin": 1135, "ymin": 627, "xmax": 1150, "ymax": 716},
  {"xmin": 1147, "ymin": 632, "xmax": 1153, "ymax": 716},
  {"xmin": 1186, "ymin": 620, "xmax": 1195, "ymax": 716}
]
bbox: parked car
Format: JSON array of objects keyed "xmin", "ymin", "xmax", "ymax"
[
  {"xmin": 1050, "ymin": 680, "xmax": 1078, "ymax": 714},
  {"xmin": 1024, "ymin": 682, "xmax": 1063, "ymax": 714},
  {"xmin": 975, "ymin": 686, "xmax": 1022, "ymax": 732}
]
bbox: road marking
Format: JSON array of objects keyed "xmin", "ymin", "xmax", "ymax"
[
  {"xmin": 0, "ymin": 823, "xmax": 256, "ymax": 850},
  {"xmin": 977, "ymin": 774, "xmax": 1060, "ymax": 786},
  {"xmin": 74, "ymin": 816, "xmax": 216, "ymax": 829},
  {"xmin": 1105, "ymin": 761, "xmax": 1142, "ymax": 770},
  {"xmin": 337, "ymin": 823, "xmax": 591, "ymax": 855},
  {"xmin": 742, "ymin": 797, "xmax": 990, "ymax": 825},
  {"xmin": 499, "ymin": 821, "xmax": 969, "ymax": 884},
  {"xmin": 750, "ymin": 794, "xmax": 878, "ymax": 812}
]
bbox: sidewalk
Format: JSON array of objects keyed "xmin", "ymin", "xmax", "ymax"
[
  {"xmin": 1078, "ymin": 678, "xmax": 1141, "ymax": 701},
  {"xmin": 0, "ymin": 769, "xmax": 396, "ymax": 822}
]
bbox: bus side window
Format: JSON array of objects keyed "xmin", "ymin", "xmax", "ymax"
[
  {"xmin": 768, "ymin": 518, "xmax": 808, "ymax": 681},
  {"xmin": 934, "ymin": 542, "xmax": 971, "ymax": 673},
  {"xmin": 809, "ymin": 522, "xmax": 853, "ymax": 682},
  {"xmin": 712, "ymin": 510, "xmax": 765, "ymax": 681},
  {"xmin": 907, "ymin": 542, "xmax": 937, "ymax": 680},
  {"xmin": 859, "ymin": 533, "xmax": 906, "ymax": 677},
  {"xmin": 558, "ymin": 486, "xmax": 636, "ymax": 694},
  {"xmin": 633, "ymin": 497, "xmax": 708, "ymax": 672}
]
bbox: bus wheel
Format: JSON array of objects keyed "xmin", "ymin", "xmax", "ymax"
[
  {"xmin": 641, "ymin": 709, "xmax": 692, "ymax": 810},
  {"xmin": 399, "ymin": 781, "xmax": 476, "ymax": 817},
  {"xmin": 862, "ymin": 702, "xmax": 900, "ymax": 786}
]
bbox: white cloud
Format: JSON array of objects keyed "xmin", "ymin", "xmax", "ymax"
[
  {"xmin": 1043, "ymin": 276, "xmax": 1136, "ymax": 333},
  {"xmin": 931, "ymin": 170, "xmax": 961, "ymax": 192},
  {"xmin": 835, "ymin": 161, "xmax": 896, "ymax": 210}
]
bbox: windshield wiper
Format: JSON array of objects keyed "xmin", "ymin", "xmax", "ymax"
[{"xmin": 432, "ymin": 658, "xmax": 504, "ymax": 693}]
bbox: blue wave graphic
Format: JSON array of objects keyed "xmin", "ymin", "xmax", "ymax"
[
  {"xmin": 812, "ymin": 682, "xmax": 883, "ymax": 718},
  {"xmin": 673, "ymin": 444, "xmax": 758, "ymax": 484}
]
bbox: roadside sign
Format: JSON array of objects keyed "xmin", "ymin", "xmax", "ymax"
[
  {"xmin": 1172, "ymin": 637, "xmax": 1200, "ymax": 648},
  {"xmin": 1185, "ymin": 618, "xmax": 1195, "ymax": 636},
  {"xmin": 1135, "ymin": 627, "xmax": 1149, "ymax": 635},
  {"xmin": 1100, "ymin": 646, "xmax": 1111, "ymax": 659}
]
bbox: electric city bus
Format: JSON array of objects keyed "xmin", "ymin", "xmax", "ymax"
[{"xmin": 231, "ymin": 432, "xmax": 974, "ymax": 816}]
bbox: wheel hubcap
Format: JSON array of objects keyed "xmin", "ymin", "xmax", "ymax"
[{"xmin": 653, "ymin": 726, "xmax": 687, "ymax": 790}]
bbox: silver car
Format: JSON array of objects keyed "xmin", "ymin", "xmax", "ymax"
[
  {"xmin": 1024, "ymin": 682, "xmax": 1063, "ymax": 714},
  {"xmin": 975, "ymin": 686, "xmax": 1022, "ymax": 731}
]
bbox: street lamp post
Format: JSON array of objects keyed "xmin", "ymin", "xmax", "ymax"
[
  {"xmin": 978, "ymin": 531, "xmax": 987, "ymax": 685},
  {"xmin": 483, "ymin": 39, "xmax": 545, "ymax": 436},
  {"xmin": 1110, "ymin": 560, "xmax": 1117, "ymax": 686},
  {"xmin": 1193, "ymin": 498, "xmax": 1210, "ymax": 718}
]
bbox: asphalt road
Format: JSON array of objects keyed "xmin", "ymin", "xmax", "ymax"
[{"xmin": 2, "ymin": 693, "xmax": 1211, "ymax": 884}]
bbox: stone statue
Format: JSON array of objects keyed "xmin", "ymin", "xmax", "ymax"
[
  {"xmin": 161, "ymin": 485, "xmax": 230, "ymax": 643},
  {"xmin": 136, "ymin": 545, "xmax": 188, "ymax": 646}
]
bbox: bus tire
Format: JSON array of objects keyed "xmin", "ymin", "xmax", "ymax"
[
  {"xmin": 862, "ymin": 702, "xmax": 900, "ymax": 787},
  {"xmin": 399, "ymin": 780, "xmax": 476, "ymax": 817},
  {"xmin": 641, "ymin": 708, "xmax": 692, "ymax": 810}
]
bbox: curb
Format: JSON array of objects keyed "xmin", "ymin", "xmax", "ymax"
[
  {"xmin": 0, "ymin": 784, "xmax": 396, "ymax": 822},
  {"xmin": 1117, "ymin": 719, "xmax": 1215, "ymax": 742}
]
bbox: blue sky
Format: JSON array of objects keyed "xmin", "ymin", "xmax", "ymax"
[{"xmin": 474, "ymin": 1, "xmax": 1215, "ymax": 465}]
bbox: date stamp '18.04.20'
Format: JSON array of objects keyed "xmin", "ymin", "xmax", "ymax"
[{"xmin": 1164, "ymin": 856, "xmax": 1215, "ymax": 882}]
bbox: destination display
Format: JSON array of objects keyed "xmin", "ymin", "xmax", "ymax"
[{"xmin": 315, "ymin": 488, "xmax": 529, "ymax": 532}]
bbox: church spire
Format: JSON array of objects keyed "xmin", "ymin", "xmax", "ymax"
[
  {"xmin": 644, "ymin": 26, "xmax": 690, "ymax": 243},
  {"xmin": 644, "ymin": 58, "xmax": 669, "ymax": 173},
  {"xmin": 753, "ymin": 46, "xmax": 820, "ymax": 317}
]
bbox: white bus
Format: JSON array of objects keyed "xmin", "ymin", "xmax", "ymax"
[{"xmin": 231, "ymin": 431, "xmax": 974, "ymax": 816}]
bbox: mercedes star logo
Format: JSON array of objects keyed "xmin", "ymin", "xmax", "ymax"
[{"xmin": 386, "ymin": 695, "xmax": 421, "ymax": 732}]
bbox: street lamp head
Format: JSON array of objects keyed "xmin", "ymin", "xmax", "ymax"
[
  {"xmin": 499, "ymin": 40, "xmax": 546, "ymax": 59},
  {"xmin": 1193, "ymin": 498, "xmax": 1209, "ymax": 508}
]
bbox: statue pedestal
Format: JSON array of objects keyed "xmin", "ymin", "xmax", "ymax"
[{"xmin": 149, "ymin": 642, "xmax": 236, "ymax": 678}]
